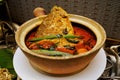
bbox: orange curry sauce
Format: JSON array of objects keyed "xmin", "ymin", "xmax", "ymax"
[{"xmin": 25, "ymin": 23, "xmax": 96, "ymax": 55}]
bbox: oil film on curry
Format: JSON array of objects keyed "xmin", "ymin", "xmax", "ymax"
[{"xmin": 25, "ymin": 6, "xmax": 96, "ymax": 57}]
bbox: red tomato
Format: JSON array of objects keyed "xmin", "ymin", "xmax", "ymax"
[{"xmin": 56, "ymin": 47, "xmax": 75, "ymax": 54}]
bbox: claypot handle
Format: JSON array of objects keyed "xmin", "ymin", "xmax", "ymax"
[{"xmin": 33, "ymin": 7, "xmax": 46, "ymax": 17}]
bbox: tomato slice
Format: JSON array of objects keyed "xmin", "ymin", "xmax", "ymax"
[{"xmin": 56, "ymin": 47, "xmax": 75, "ymax": 54}]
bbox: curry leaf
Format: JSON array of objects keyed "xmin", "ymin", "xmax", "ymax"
[{"xmin": 0, "ymin": 48, "xmax": 17, "ymax": 78}]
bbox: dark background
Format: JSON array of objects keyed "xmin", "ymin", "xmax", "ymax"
[{"xmin": 6, "ymin": 0, "xmax": 120, "ymax": 39}]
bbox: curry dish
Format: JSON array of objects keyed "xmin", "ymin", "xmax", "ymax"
[{"xmin": 25, "ymin": 6, "xmax": 96, "ymax": 56}]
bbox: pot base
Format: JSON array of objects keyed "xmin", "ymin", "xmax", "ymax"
[{"xmin": 29, "ymin": 60, "xmax": 89, "ymax": 76}]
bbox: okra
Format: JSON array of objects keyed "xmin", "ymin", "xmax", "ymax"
[
  {"xmin": 31, "ymin": 49, "xmax": 73, "ymax": 56},
  {"xmin": 29, "ymin": 34, "xmax": 81, "ymax": 42},
  {"xmin": 66, "ymin": 39, "xmax": 79, "ymax": 43},
  {"xmin": 63, "ymin": 34, "xmax": 81, "ymax": 38},
  {"xmin": 29, "ymin": 35, "xmax": 59, "ymax": 42}
]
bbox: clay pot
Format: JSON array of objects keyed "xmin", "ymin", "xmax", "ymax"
[{"xmin": 15, "ymin": 14, "xmax": 106, "ymax": 75}]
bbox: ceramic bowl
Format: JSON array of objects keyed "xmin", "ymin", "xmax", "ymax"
[{"xmin": 15, "ymin": 14, "xmax": 106, "ymax": 75}]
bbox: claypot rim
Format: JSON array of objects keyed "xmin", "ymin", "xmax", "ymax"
[{"xmin": 15, "ymin": 14, "xmax": 106, "ymax": 60}]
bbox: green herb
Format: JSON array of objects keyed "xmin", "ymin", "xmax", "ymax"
[{"xmin": 31, "ymin": 49, "xmax": 72, "ymax": 56}]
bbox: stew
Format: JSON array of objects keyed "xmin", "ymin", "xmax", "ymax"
[{"xmin": 25, "ymin": 22, "xmax": 96, "ymax": 56}]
